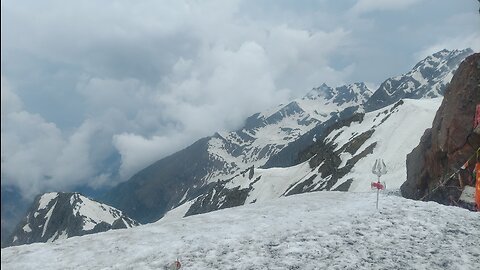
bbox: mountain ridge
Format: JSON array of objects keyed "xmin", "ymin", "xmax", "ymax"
[{"xmin": 364, "ymin": 48, "xmax": 473, "ymax": 111}]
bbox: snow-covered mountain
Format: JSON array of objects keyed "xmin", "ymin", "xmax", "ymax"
[
  {"xmin": 210, "ymin": 82, "xmax": 372, "ymax": 171},
  {"xmin": 104, "ymin": 82, "xmax": 372, "ymax": 223},
  {"xmin": 2, "ymin": 191, "xmax": 479, "ymax": 269},
  {"xmin": 364, "ymin": 48, "xmax": 473, "ymax": 111},
  {"xmin": 104, "ymin": 49, "xmax": 471, "ymax": 225},
  {"xmin": 4, "ymin": 192, "xmax": 139, "ymax": 247},
  {"xmin": 179, "ymin": 98, "xmax": 442, "ymax": 216}
]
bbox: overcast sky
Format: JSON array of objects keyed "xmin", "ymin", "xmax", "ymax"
[{"xmin": 1, "ymin": 0, "xmax": 479, "ymax": 199}]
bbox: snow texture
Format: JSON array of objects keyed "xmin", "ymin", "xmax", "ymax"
[
  {"xmin": 2, "ymin": 191, "xmax": 479, "ymax": 270},
  {"xmin": 70, "ymin": 194, "xmax": 125, "ymax": 231},
  {"xmin": 37, "ymin": 192, "xmax": 58, "ymax": 210},
  {"xmin": 329, "ymin": 98, "xmax": 442, "ymax": 192}
]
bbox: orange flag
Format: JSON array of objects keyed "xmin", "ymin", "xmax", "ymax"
[{"xmin": 476, "ymin": 162, "xmax": 480, "ymax": 211}]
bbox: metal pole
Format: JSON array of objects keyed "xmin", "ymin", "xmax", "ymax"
[{"xmin": 376, "ymin": 175, "xmax": 380, "ymax": 209}]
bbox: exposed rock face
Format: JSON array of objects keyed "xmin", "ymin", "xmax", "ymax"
[{"xmin": 401, "ymin": 53, "xmax": 480, "ymax": 203}]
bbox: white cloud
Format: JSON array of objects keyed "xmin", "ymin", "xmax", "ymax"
[
  {"xmin": 1, "ymin": 77, "xmax": 23, "ymax": 114},
  {"xmin": 415, "ymin": 33, "xmax": 480, "ymax": 61},
  {"xmin": 113, "ymin": 133, "xmax": 189, "ymax": 179},
  {"xmin": 98, "ymin": 24, "xmax": 350, "ymax": 179},
  {"xmin": 1, "ymin": 85, "xmax": 65, "ymax": 197},
  {"xmin": 1, "ymin": 78, "xmax": 120, "ymax": 198}
]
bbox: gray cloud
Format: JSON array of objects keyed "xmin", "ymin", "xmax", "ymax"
[{"xmin": 1, "ymin": 0, "xmax": 479, "ymax": 199}]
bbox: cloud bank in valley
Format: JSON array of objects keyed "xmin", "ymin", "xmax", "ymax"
[{"xmin": 1, "ymin": 0, "xmax": 479, "ymax": 199}]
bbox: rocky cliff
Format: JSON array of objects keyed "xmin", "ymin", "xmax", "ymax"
[{"xmin": 401, "ymin": 53, "xmax": 480, "ymax": 204}]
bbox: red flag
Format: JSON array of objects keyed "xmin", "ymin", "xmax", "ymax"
[{"xmin": 371, "ymin": 182, "xmax": 384, "ymax": 190}]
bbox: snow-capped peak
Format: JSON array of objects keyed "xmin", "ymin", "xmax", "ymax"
[
  {"xmin": 365, "ymin": 48, "xmax": 473, "ymax": 111},
  {"xmin": 304, "ymin": 82, "xmax": 372, "ymax": 106},
  {"xmin": 304, "ymin": 83, "xmax": 335, "ymax": 100},
  {"xmin": 5, "ymin": 192, "xmax": 139, "ymax": 247}
]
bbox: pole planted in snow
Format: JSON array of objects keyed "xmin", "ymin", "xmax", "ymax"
[
  {"xmin": 376, "ymin": 175, "xmax": 380, "ymax": 209},
  {"xmin": 372, "ymin": 159, "xmax": 387, "ymax": 209}
]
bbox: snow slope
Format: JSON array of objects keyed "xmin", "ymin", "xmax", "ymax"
[
  {"xmin": 326, "ymin": 98, "xmax": 443, "ymax": 192},
  {"xmin": 2, "ymin": 191, "xmax": 479, "ymax": 269}
]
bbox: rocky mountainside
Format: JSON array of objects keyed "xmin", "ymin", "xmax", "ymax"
[
  {"xmin": 104, "ymin": 82, "xmax": 372, "ymax": 223},
  {"xmin": 4, "ymin": 192, "xmax": 139, "ymax": 247},
  {"xmin": 364, "ymin": 48, "xmax": 473, "ymax": 112},
  {"xmin": 401, "ymin": 53, "xmax": 480, "ymax": 204}
]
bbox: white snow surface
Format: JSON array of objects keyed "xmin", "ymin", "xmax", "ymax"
[
  {"xmin": 2, "ymin": 191, "xmax": 479, "ymax": 270},
  {"xmin": 70, "ymin": 194, "xmax": 125, "ymax": 231},
  {"xmin": 225, "ymin": 162, "xmax": 314, "ymax": 204},
  {"xmin": 22, "ymin": 224, "xmax": 32, "ymax": 233},
  {"xmin": 37, "ymin": 192, "xmax": 58, "ymax": 210},
  {"xmin": 329, "ymin": 98, "xmax": 442, "ymax": 191},
  {"xmin": 41, "ymin": 201, "xmax": 57, "ymax": 237}
]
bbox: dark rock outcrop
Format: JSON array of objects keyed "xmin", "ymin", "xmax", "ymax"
[{"xmin": 401, "ymin": 53, "xmax": 480, "ymax": 203}]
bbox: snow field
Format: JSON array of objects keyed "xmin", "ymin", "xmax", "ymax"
[{"xmin": 2, "ymin": 191, "xmax": 479, "ymax": 270}]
